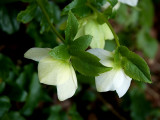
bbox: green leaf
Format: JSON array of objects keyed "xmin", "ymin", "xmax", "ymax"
[
  {"xmin": 39, "ymin": 1, "xmax": 61, "ymax": 33},
  {"xmin": 130, "ymin": 85, "xmax": 151, "ymax": 120},
  {"xmin": 21, "ymin": 73, "xmax": 41, "ymax": 116},
  {"xmin": 0, "ymin": 96, "xmax": 11, "ymax": 118},
  {"xmin": 49, "ymin": 45, "xmax": 70, "ymax": 60},
  {"xmin": 0, "ymin": 82, "xmax": 5, "ymax": 94},
  {"xmin": 62, "ymin": 0, "xmax": 91, "ymax": 17},
  {"xmin": 21, "ymin": 73, "xmax": 51, "ymax": 116},
  {"xmin": 65, "ymin": 11, "xmax": 78, "ymax": 43},
  {"xmin": 137, "ymin": 29, "xmax": 158, "ymax": 58},
  {"xmin": 17, "ymin": 3, "xmax": 37, "ymax": 24},
  {"xmin": 6, "ymin": 80, "xmax": 27, "ymax": 102},
  {"xmin": 69, "ymin": 35, "xmax": 92, "ymax": 51},
  {"xmin": 0, "ymin": 6, "xmax": 20, "ymax": 34},
  {"xmin": 107, "ymin": 0, "xmax": 118, "ymax": 7},
  {"xmin": 70, "ymin": 51, "xmax": 112, "ymax": 76},
  {"xmin": 118, "ymin": 46, "xmax": 151, "ymax": 83},
  {"xmin": 68, "ymin": 104, "xmax": 83, "ymax": 120},
  {"xmin": 139, "ymin": 0, "xmax": 154, "ymax": 28},
  {"xmin": 1, "ymin": 112, "xmax": 25, "ymax": 120},
  {"xmin": 47, "ymin": 105, "xmax": 68, "ymax": 120}
]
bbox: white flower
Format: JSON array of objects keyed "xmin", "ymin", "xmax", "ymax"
[
  {"xmin": 119, "ymin": 0, "xmax": 138, "ymax": 6},
  {"xmin": 102, "ymin": 0, "xmax": 138, "ymax": 11},
  {"xmin": 24, "ymin": 48, "xmax": 77, "ymax": 101},
  {"xmin": 87, "ymin": 48, "xmax": 132, "ymax": 97},
  {"xmin": 75, "ymin": 15, "xmax": 113, "ymax": 48}
]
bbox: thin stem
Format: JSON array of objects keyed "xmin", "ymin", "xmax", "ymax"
[
  {"xmin": 86, "ymin": 3, "xmax": 120, "ymax": 47},
  {"xmin": 36, "ymin": 0, "xmax": 65, "ymax": 43}
]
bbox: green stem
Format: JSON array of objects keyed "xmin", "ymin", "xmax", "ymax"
[
  {"xmin": 36, "ymin": 0, "xmax": 65, "ymax": 43},
  {"xmin": 86, "ymin": 3, "xmax": 120, "ymax": 47}
]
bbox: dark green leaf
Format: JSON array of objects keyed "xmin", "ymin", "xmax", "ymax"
[
  {"xmin": 68, "ymin": 104, "xmax": 83, "ymax": 120},
  {"xmin": 118, "ymin": 46, "xmax": 151, "ymax": 83},
  {"xmin": 69, "ymin": 35, "xmax": 92, "ymax": 51},
  {"xmin": 49, "ymin": 45, "xmax": 70, "ymax": 60},
  {"xmin": 0, "ymin": 96, "xmax": 11, "ymax": 118},
  {"xmin": 39, "ymin": 1, "xmax": 61, "ymax": 33},
  {"xmin": 17, "ymin": 3, "xmax": 37, "ymax": 24},
  {"xmin": 21, "ymin": 73, "xmax": 41, "ymax": 116},
  {"xmin": 0, "ymin": 6, "xmax": 20, "ymax": 34},
  {"xmin": 0, "ymin": 82, "xmax": 5, "ymax": 94},
  {"xmin": 65, "ymin": 11, "xmax": 78, "ymax": 43},
  {"xmin": 1, "ymin": 112, "xmax": 25, "ymax": 120},
  {"xmin": 130, "ymin": 85, "xmax": 151, "ymax": 120},
  {"xmin": 70, "ymin": 51, "xmax": 112, "ymax": 76},
  {"xmin": 62, "ymin": 0, "xmax": 91, "ymax": 17},
  {"xmin": 47, "ymin": 105, "xmax": 68, "ymax": 120},
  {"xmin": 6, "ymin": 82, "xmax": 27, "ymax": 102}
]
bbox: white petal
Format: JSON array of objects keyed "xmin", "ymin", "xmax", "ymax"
[
  {"xmin": 87, "ymin": 48, "xmax": 113, "ymax": 67},
  {"xmin": 119, "ymin": 0, "xmax": 138, "ymax": 6},
  {"xmin": 112, "ymin": 69, "xmax": 126, "ymax": 89},
  {"xmin": 95, "ymin": 69, "xmax": 116, "ymax": 92},
  {"xmin": 70, "ymin": 65, "xmax": 77, "ymax": 87},
  {"xmin": 57, "ymin": 74, "xmax": 77, "ymax": 101},
  {"xmin": 38, "ymin": 56, "xmax": 71, "ymax": 85},
  {"xmin": 116, "ymin": 72, "xmax": 132, "ymax": 98},
  {"xmin": 24, "ymin": 48, "xmax": 50, "ymax": 62}
]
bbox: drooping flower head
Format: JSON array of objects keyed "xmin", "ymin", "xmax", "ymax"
[
  {"xmin": 24, "ymin": 48, "xmax": 77, "ymax": 101},
  {"xmin": 88, "ymin": 48, "xmax": 132, "ymax": 97},
  {"xmin": 75, "ymin": 14, "xmax": 114, "ymax": 49}
]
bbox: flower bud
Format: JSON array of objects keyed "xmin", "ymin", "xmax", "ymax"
[{"xmin": 75, "ymin": 14, "xmax": 113, "ymax": 48}]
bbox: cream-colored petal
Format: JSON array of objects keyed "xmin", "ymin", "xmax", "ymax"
[
  {"xmin": 70, "ymin": 65, "xmax": 77, "ymax": 87},
  {"xmin": 116, "ymin": 72, "xmax": 132, "ymax": 98},
  {"xmin": 95, "ymin": 69, "xmax": 116, "ymax": 92},
  {"xmin": 57, "ymin": 74, "xmax": 77, "ymax": 101},
  {"xmin": 24, "ymin": 48, "xmax": 50, "ymax": 62},
  {"xmin": 101, "ymin": 23, "xmax": 114, "ymax": 40},
  {"xmin": 87, "ymin": 48, "xmax": 113, "ymax": 67},
  {"xmin": 119, "ymin": 0, "xmax": 138, "ymax": 6},
  {"xmin": 38, "ymin": 56, "xmax": 71, "ymax": 85},
  {"xmin": 84, "ymin": 20, "xmax": 105, "ymax": 48}
]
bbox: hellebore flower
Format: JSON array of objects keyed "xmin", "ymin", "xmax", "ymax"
[
  {"xmin": 24, "ymin": 48, "xmax": 77, "ymax": 101},
  {"xmin": 118, "ymin": 0, "xmax": 138, "ymax": 6},
  {"xmin": 87, "ymin": 48, "xmax": 132, "ymax": 97},
  {"xmin": 102, "ymin": 0, "xmax": 138, "ymax": 11},
  {"xmin": 74, "ymin": 15, "xmax": 113, "ymax": 48}
]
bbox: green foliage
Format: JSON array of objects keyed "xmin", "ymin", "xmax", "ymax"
[
  {"xmin": 0, "ymin": 96, "xmax": 11, "ymax": 118},
  {"xmin": 21, "ymin": 73, "xmax": 51, "ymax": 116},
  {"xmin": 1, "ymin": 112, "xmax": 25, "ymax": 120},
  {"xmin": 107, "ymin": 0, "xmax": 118, "ymax": 7},
  {"xmin": 0, "ymin": 6, "xmax": 20, "ymax": 34},
  {"xmin": 137, "ymin": 29, "xmax": 158, "ymax": 59},
  {"xmin": 70, "ymin": 51, "xmax": 112, "ymax": 76},
  {"xmin": 49, "ymin": 45, "xmax": 70, "ymax": 60},
  {"xmin": 17, "ymin": 3, "xmax": 37, "ymax": 24},
  {"xmin": 118, "ymin": 46, "xmax": 151, "ymax": 83},
  {"xmin": 47, "ymin": 105, "xmax": 68, "ymax": 120},
  {"xmin": 130, "ymin": 85, "xmax": 151, "ymax": 120},
  {"xmin": 39, "ymin": 0, "xmax": 61, "ymax": 33},
  {"xmin": 69, "ymin": 35, "xmax": 92, "ymax": 51},
  {"xmin": 65, "ymin": 11, "xmax": 78, "ymax": 43},
  {"xmin": 62, "ymin": 0, "xmax": 91, "ymax": 17}
]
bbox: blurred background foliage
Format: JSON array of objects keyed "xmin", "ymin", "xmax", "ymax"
[{"xmin": 0, "ymin": 0, "xmax": 160, "ymax": 120}]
